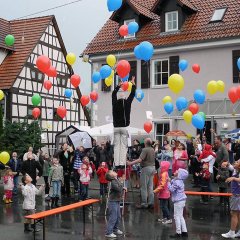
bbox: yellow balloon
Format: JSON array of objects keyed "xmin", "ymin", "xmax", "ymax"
[
  {"xmin": 207, "ymin": 80, "xmax": 218, "ymax": 95},
  {"xmin": 183, "ymin": 110, "xmax": 193, "ymax": 124},
  {"xmin": 0, "ymin": 151, "xmax": 10, "ymax": 165},
  {"xmin": 168, "ymin": 74, "xmax": 185, "ymax": 94},
  {"xmin": 0, "ymin": 90, "xmax": 4, "ymax": 101},
  {"xmin": 187, "ymin": 134, "xmax": 192, "ymax": 139},
  {"xmin": 105, "ymin": 77, "xmax": 113, "ymax": 87},
  {"xmin": 66, "ymin": 53, "xmax": 76, "ymax": 65},
  {"xmin": 110, "ymin": 70, "xmax": 114, "ymax": 78},
  {"xmin": 128, "ymin": 82, "xmax": 132, "ymax": 92},
  {"xmin": 162, "ymin": 96, "xmax": 172, "ymax": 104},
  {"xmin": 217, "ymin": 80, "xmax": 225, "ymax": 93},
  {"xmin": 106, "ymin": 54, "xmax": 116, "ymax": 67}
]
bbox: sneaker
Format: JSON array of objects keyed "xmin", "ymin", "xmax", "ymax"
[
  {"xmin": 114, "ymin": 230, "xmax": 123, "ymax": 235},
  {"xmin": 169, "ymin": 233, "xmax": 182, "ymax": 238},
  {"xmin": 105, "ymin": 233, "xmax": 117, "ymax": 238},
  {"xmin": 162, "ymin": 219, "xmax": 173, "ymax": 224},
  {"xmin": 135, "ymin": 204, "xmax": 148, "ymax": 209},
  {"xmin": 158, "ymin": 218, "xmax": 167, "ymax": 222},
  {"xmin": 235, "ymin": 230, "xmax": 240, "ymax": 237},
  {"xmin": 221, "ymin": 231, "xmax": 236, "ymax": 238}
]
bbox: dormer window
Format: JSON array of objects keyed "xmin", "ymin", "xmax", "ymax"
[
  {"xmin": 165, "ymin": 11, "xmax": 178, "ymax": 32},
  {"xmin": 124, "ymin": 19, "xmax": 136, "ymax": 39},
  {"xmin": 210, "ymin": 8, "xmax": 227, "ymax": 22}
]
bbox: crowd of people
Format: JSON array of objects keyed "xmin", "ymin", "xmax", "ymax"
[{"xmin": 1, "ymin": 133, "xmax": 240, "ymax": 238}]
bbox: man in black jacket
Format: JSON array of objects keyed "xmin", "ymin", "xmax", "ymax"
[
  {"xmin": 112, "ymin": 76, "xmax": 136, "ymax": 168},
  {"xmin": 21, "ymin": 153, "xmax": 43, "ymax": 186}
]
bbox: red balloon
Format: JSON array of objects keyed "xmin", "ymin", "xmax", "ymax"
[
  {"xmin": 46, "ymin": 66, "xmax": 57, "ymax": 77},
  {"xmin": 36, "ymin": 55, "xmax": 51, "ymax": 73},
  {"xmin": 43, "ymin": 80, "xmax": 52, "ymax": 91},
  {"xmin": 189, "ymin": 103, "xmax": 199, "ymax": 114},
  {"xmin": 236, "ymin": 86, "xmax": 240, "ymax": 99},
  {"xmin": 32, "ymin": 108, "xmax": 41, "ymax": 119},
  {"xmin": 119, "ymin": 25, "xmax": 128, "ymax": 37},
  {"xmin": 192, "ymin": 64, "xmax": 200, "ymax": 74},
  {"xmin": 228, "ymin": 87, "xmax": 238, "ymax": 104},
  {"xmin": 81, "ymin": 95, "xmax": 90, "ymax": 106},
  {"xmin": 90, "ymin": 91, "xmax": 98, "ymax": 102},
  {"xmin": 144, "ymin": 121, "xmax": 152, "ymax": 134},
  {"xmin": 57, "ymin": 106, "xmax": 67, "ymax": 119},
  {"xmin": 121, "ymin": 82, "xmax": 129, "ymax": 91},
  {"xmin": 70, "ymin": 74, "xmax": 81, "ymax": 88},
  {"xmin": 116, "ymin": 60, "xmax": 131, "ymax": 78}
]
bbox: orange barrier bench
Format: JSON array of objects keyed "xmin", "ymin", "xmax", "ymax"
[
  {"xmin": 25, "ymin": 199, "xmax": 100, "ymax": 240},
  {"xmin": 185, "ymin": 191, "xmax": 232, "ymax": 197}
]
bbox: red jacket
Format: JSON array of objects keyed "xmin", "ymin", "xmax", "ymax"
[{"xmin": 96, "ymin": 167, "xmax": 108, "ymax": 184}]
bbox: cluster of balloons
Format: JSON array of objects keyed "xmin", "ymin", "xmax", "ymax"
[
  {"xmin": 228, "ymin": 86, "xmax": 240, "ymax": 104},
  {"xmin": 144, "ymin": 121, "xmax": 152, "ymax": 134},
  {"xmin": 168, "ymin": 74, "xmax": 185, "ymax": 94},
  {"xmin": 207, "ymin": 80, "xmax": 225, "ymax": 95},
  {"xmin": 0, "ymin": 151, "xmax": 10, "ymax": 164},
  {"xmin": 119, "ymin": 22, "xmax": 139, "ymax": 37},
  {"xmin": 178, "ymin": 60, "xmax": 200, "ymax": 73},
  {"xmin": 134, "ymin": 41, "xmax": 154, "ymax": 61},
  {"xmin": 107, "ymin": 0, "xmax": 122, "ymax": 11},
  {"xmin": 5, "ymin": 34, "xmax": 15, "ymax": 47},
  {"xmin": 0, "ymin": 90, "xmax": 4, "ymax": 101}
]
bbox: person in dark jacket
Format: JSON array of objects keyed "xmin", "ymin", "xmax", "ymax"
[
  {"xmin": 112, "ymin": 76, "xmax": 136, "ymax": 168},
  {"xmin": 21, "ymin": 153, "xmax": 42, "ymax": 186},
  {"xmin": 105, "ymin": 170, "xmax": 126, "ymax": 238},
  {"xmin": 59, "ymin": 143, "xmax": 72, "ymax": 197},
  {"xmin": 8, "ymin": 152, "xmax": 22, "ymax": 194}
]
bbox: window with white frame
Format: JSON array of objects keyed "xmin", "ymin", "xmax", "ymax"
[
  {"xmin": 124, "ymin": 19, "xmax": 136, "ymax": 39},
  {"xmin": 155, "ymin": 122, "xmax": 170, "ymax": 146},
  {"xmin": 165, "ymin": 11, "xmax": 178, "ymax": 32},
  {"xmin": 152, "ymin": 59, "xmax": 169, "ymax": 86},
  {"xmin": 210, "ymin": 8, "xmax": 227, "ymax": 22}
]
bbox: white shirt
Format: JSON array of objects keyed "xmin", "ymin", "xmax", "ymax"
[{"xmin": 201, "ymin": 155, "xmax": 215, "ymax": 174}]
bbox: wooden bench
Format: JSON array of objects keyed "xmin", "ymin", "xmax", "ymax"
[{"xmin": 25, "ymin": 199, "xmax": 100, "ymax": 240}]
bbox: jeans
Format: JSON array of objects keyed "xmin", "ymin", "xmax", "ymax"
[
  {"xmin": 13, "ymin": 175, "xmax": 18, "ymax": 194},
  {"xmin": 160, "ymin": 199, "xmax": 170, "ymax": 219},
  {"xmin": 61, "ymin": 174, "xmax": 70, "ymax": 196},
  {"xmin": 113, "ymin": 127, "xmax": 128, "ymax": 167},
  {"xmin": 44, "ymin": 176, "xmax": 50, "ymax": 194},
  {"xmin": 100, "ymin": 183, "xmax": 108, "ymax": 196},
  {"xmin": 52, "ymin": 181, "xmax": 61, "ymax": 197},
  {"xmin": 72, "ymin": 169, "xmax": 80, "ymax": 191},
  {"xmin": 140, "ymin": 166, "xmax": 155, "ymax": 206},
  {"xmin": 80, "ymin": 184, "xmax": 89, "ymax": 200},
  {"xmin": 174, "ymin": 200, "xmax": 187, "ymax": 234},
  {"xmin": 106, "ymin": 201, "xmax": 121, "ymax": 235}
]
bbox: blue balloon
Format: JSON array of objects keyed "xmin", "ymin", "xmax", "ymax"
[
  {"xmin": 237, "ymin": 58, "xmax": 240, "ymax": 71},
  {"xmin": 134, "ymin": 45, "xmax": 142, "ymax": 60},
  {"xmin": 92, "ymin": 72, "xmax": 101, "ymax": 84},
  {"xmin": 64, "ymin": 89, "xmax": 72, "ymax": 99},
  {"xmin": 135, "ymin": 89, "xmax": 144, "ymax": 102},
  {"xmin": 107, "ymin": 0, "xmax": 122, "ymax": 11},
  {"xmin": 194, "ymin": 89, "xmax": 206, "ymax": 105},
  {"xmin": 139, "ymin": 41, "xmax": 154, "ymax": 61},
  {"xmin": 121, "ymin": 74, "xmax": 129, "ymax": 82},
  {"xmin": 128, "ymin": 22, "xmax": 139, "ymax": 34},
  {"xmin": 176, "ymin": 97, "xmax": 188, "ymax": 111},
  {"xmin": 179, "ymin": 59, "xmax": 188, "ymax": 72},
  {"xmin": 164, "ymin": 102, "xmax": 174, "ymax": 115},
  {"xmin": 100, "ymin": 65, "xmax": 112, "ymax": 79},
  {"xmin": 192, "ymin": 114, "xmax": 205, "ymax": 129}
]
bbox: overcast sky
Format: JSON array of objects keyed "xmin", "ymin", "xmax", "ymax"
[{"xmin": 0, "ymin": 0, "xmax": 111, "ymax": 94}]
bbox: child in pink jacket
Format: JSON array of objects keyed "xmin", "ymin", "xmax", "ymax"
[{"xmin": 154, "ymin": 161, "xmax": 172, "ymax": 224}]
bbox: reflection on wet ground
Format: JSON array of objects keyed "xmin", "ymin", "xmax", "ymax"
[{"xmin": 0, "ymin": 177, "xmax": 230, "ymax": 240}]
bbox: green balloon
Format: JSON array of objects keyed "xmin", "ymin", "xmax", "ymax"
[
  {"xmin": 5, "ymin": 34, "xmax": 15, "ymax": 46},
  {"xmin": 199, "ymin": 111, "xmax": 206, "ymax": 120},
  {"xmin": 31, "ymin": 94, "xmax": 41, "ymax": 106}
]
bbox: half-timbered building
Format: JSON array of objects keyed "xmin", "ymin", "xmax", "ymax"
[{"xmin": 0, "ymin": 15, "xmax": 89, "ymax": 154}]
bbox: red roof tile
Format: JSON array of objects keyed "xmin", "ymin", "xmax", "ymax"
[
  {"xmin": 0, "ymin": 16, "xmax": 53, "ymax": 89},
  {"xmin": 84, "ymin": 0, "xmax": 240, "ymax": 56},
  {"xmin": 0, "ymin": 18, "xmax": 14, "ymax": 51},
  {"xmin": 177, "ymin": 0, "xmax": 197, "ymax": 12}
]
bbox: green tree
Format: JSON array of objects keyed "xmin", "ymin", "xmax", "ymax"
[{"xmin": 0, "ymin": 120, "xmax": 44, "ymax": 156}]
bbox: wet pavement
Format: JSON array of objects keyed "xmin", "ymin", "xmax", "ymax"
[{"xmin": 0, "ymin": 176, "xmax": 231, "ymax": 240}]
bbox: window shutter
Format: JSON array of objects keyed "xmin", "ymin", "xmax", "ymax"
[
  {"xmin": 129, "ymin": 61, "xmax": 137, "ymax": 87},
  {"xmin": 233, "ymin": 50, "xmax": 240, "ymax": 83},
  {"xmin": 141, "ymin": 61, "xmax": 150, "ymax": 89},
  {"xmin": 169, "ymin": 56, "xmax": 179, "ymax": 75}
]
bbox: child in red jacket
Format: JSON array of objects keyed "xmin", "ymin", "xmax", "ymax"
[{"xmin": 96, "ymin": 162, "xmax": 108, "ymax": 198}]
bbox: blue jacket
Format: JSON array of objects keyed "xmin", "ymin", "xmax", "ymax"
[
  {"xmin": 168, "ymin": 168, "xmax": 188, "ymax": 203},
  {"xmin": 8, "ymin": 158, "xmax": 22, "ymax": 175}
]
